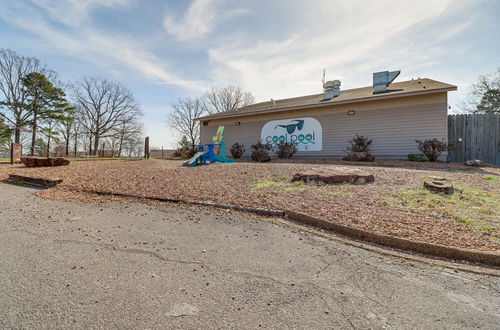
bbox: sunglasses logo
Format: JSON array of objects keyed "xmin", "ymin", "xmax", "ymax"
[{"xmin": 274, "ymin": 120, "xmax": 304, "ymax": 134}]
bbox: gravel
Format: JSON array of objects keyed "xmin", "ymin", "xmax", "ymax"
[{"xmin": 1, "ymin": 159, "xmax": 499, "ymax": 251}]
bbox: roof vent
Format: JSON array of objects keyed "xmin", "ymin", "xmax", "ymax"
[
  {"xmin": 323, "ymin": 80, "xmax": 341, "ymax": 100},
  {"xmin": 373, "ymin": 70, "xmax": 400, "ymax": 93}
]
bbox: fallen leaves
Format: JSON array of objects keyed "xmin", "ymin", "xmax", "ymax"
[{"xmin": 0, "ymin": 159, "xmax": 498, "ymax": 251}]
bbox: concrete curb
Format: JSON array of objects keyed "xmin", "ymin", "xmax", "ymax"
[
  {"xmin": 80, "ymin": 189, "xmax": 500, "ymax": 268},
  {"xmin": 284, "ymin": 210, "xmax": 500, "ymax": 268},
  {"xmin": 86, "ymin": 190, "xmax": 284, "ymax": 217}
]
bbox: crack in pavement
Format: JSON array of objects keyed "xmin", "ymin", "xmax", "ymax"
[{"xmin": 54, "ymin": 239, "xmax": 206, "ymax": 266}]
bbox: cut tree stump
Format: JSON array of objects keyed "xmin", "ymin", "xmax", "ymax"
[
  {"xmin": 424, "ymin": 180, "xmax": 453, "ymax": 195},
  {"xmin": 292, "ymin": 167, "xmax": 374, "ymax": 184},
  {"xmin": 21, "ymin": 157, "xmax": 70, "ymax": 167},
  {"xmin": 8, "ymin": 174, "xmax": 63, "ymax": 187}
]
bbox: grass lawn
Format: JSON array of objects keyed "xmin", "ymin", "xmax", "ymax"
[
  {"xmin": 1, "ymin": 159, "xmax": 498, "ymax": 251},
  {"xmin": 382, "ymin": 185, "xmax": 499, "ymax": 244}
]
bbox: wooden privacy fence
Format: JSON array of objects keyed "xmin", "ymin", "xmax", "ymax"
[{"xmin": 448, "ymin": 114, "xmax": 500, "ymax": 165}]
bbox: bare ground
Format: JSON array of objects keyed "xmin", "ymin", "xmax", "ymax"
[{"xmin": 1, "ymin": 159, "xmax": 499, "ymax": 251}]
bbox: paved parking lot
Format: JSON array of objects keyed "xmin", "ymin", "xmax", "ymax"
[{"xmin": 0, "ymin": 183, "xmax": 499, "ymax": 329}]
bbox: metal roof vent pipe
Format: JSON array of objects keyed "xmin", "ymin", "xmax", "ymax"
[
  {"xmin": 373, "ymin": 70, "xmax": 400, "ymax": 93},
  {"xmin": 323, "ymin": 80, "xmax": 341, "ymax": 100}
]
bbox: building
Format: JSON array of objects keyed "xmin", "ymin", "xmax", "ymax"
[{"xmin": 196, "ymin": 72, "xmax": 457, "ymax": 159}]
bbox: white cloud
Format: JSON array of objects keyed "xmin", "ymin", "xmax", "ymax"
[
  {"xmin": 0, "ymin": 1, "xmax": 205, "ymax": 90},
  {"xmin": 207, "ymin": 0, "xmax": 479, "ymax": 101},
  {"xmin": 31, "ymin": 0, "xmax": 131, "ymax": 26},
  {"xmin": 164, "ymin": 0, "xmax": 250, "ymax": 41}
]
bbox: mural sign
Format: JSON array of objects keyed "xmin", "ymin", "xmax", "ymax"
[{"xmin": 261, "ymin": 117, "xmax": 322, "ymax": 151}]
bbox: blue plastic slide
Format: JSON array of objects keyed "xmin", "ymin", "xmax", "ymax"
[{"xmin": 182, "ymin": 151, "xmax": 207, "ymax": 167}]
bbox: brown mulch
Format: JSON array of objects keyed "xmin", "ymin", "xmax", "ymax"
[{"xmin": 1, "ymin": 159, "xmax": 499, "ymax": 251}]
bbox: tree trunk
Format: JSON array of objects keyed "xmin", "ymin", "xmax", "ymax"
[
  {"xmin": 93, "ymin": 135, "xmax": 100, "ymax": 156},
  {"xmin": 30, "ymin": 113, "xmax": 37, "ymax": 156},
  {"xmin": 46, "ymin": 134, "xmax": 51, "ymax": 157},
  {"xmin": 14, "ymin": 127, "xmax": 21, "ymax": 144},
  {"xmin": 14, "ymin": 114, "xmax": 21, "ymax": 144},
  {"xmin": 74, "ymin": 132, "xmax": 78, "ymax": 156},
  {"xmin": 118, "ymin": 132, "xmax": 125, "ymax": 158},
  {"xmin": 65, "ymin": 128, "xmax": 70, "ymax": 156}
]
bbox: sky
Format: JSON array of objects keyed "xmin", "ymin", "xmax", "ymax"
[{"xmin": 0, "ymin": 0, "xmax": 499, "ymax": 149}]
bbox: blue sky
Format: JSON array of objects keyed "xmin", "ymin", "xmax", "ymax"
[{"xmin": 1, "ymin": 0, "xmax": 499, "ymax": 148}]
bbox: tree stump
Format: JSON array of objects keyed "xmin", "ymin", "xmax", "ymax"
[
  {"xmin": 464, "ymin": 159, "xmax": 483, "ymax": 167},
  {"xmin": 424, "ymin": 180, "xmax": 453, "ymax": 195},
  {"xmin": 292, "ymin": 167, "xmax": 374, "ymax": 185}
]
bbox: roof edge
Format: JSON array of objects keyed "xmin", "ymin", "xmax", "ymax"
[{"xmin": 195, "ymin": 86, "xmax": 457, "ymax": 121}]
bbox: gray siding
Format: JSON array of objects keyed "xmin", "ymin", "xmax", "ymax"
[{"xmin": 200, "ymin": 93, "xmax": 448, "ymax": 159}]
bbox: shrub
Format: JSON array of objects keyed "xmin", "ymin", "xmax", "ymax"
[
  {"xmin": 173, "ymin": 146, "xmax": 196, "ymax": 158},
  {"xmin": 274, "ymin": 141, "xmax": 297, "ymax": 158},
  {"xmin": 407, "ymin": 153, "xmax": 429, "ymax": 162},
  {"xmin": 251, "ymin": 140, "xmax": 272, "ymax": 153},
  {"xmin": 172, "ymin": 149, "xmax": 183, "ymax": 157},
  {"xmin": 345, "ymin": 135, "xmax": 372, "ymax": 153},
  {"xmin": 251, "ymin": 140, "xmax": 272, "ymax": 162},
  {"xmin": 415, "ymin": 138, "xmax": 449, "ymax": 162},
  {"xmin": 342, "ymin": 152, "xmax": 375, "ymax": 161},
  {"xmin": 343, "ymin": 135, "xmax": 374, "ymax": 161},
  {"xmin": 230, "ymin": 142, "xmax": 245, "ymax": 159},
  {"xmin": 172, "ymin": 136, "xmax": 196, "ymax": 158}
]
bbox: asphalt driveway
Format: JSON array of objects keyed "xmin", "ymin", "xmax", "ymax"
[{"xmin": 0, "ymin": 183, "xmax": 498, "ymax": 329}]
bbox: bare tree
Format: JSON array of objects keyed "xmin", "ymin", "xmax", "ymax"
[
  {"xmin": 203, "ymin": 86, "xmax": 254, "ymax": 114},
  {"xmin": 459, "ymin": 68, "xmax": 500, "ymax": 114},
  {"xmin": 0, "ymin": 49, "xmax": 52, "ymax": 143},
  {"xmin": 113, "ymin": 120, "xmax": 143, "ymax": 157},
  {"xmin": 168, "ymin": 96, "xmax": 205, "ymax": 148},
  {"xmin": 71, "ymin": 77, "xmax": 142, "ymax": 155},
  {"xmin": 121, "ymin": 125, "xmax": 144, "ymax": 157}
]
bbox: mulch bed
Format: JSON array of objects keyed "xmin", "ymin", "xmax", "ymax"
[{"xmin": 1, "ymin": 159, "xmax": 499, "ymax": 251}]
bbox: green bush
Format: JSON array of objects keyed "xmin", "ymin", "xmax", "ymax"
[
  {"xmin": 407, "ymin": 153, "xmax": 429, "ymax": 162},
  {"xmin": 274, "ymin": 141, "xmax": 297, "ymax": 158},
  {"xmin": 251, "ymin": 140, "xmax": 272, "ymax": 162},
  {"xmin": 230, "ymin": 142, "xmax": 245, "ymax": 159},
  {"xmin": 415, "ymin": 138, "xmax": 449, "ymax": 162},
  {"xmin": 173, "ymin": 146, "xmax": 196, "ymax": 158},
  {"xmin": 345, "ymin": 134, "xmax": 372, "ymax": 153},
  {"xmin": 251, "ymin": 140, "xmax": 272, "ymax": 153}
]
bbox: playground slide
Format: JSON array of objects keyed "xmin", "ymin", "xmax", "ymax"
[
  {"xmin": 182, "ymin": 151, "xmax": 207, "ymax": 166},
  {"xmin": 212, "ymin": 154, "xmax": 234, "ymax": 163}
]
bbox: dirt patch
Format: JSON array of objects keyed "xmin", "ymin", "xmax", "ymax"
[{"xmin": 1, "ymin": 159, "xmax": 499, "ymax": 251}]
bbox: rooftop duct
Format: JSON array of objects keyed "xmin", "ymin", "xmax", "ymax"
[
  {"xmin": 323, "ymin": 80, "xmax": 341, "ymax": 100},
  {"xmin": 373, "ymin": 70, "xmax": 400, "ymax": 93}
]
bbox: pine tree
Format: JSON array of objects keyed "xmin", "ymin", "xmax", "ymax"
[
  {"xmin": 0, "ymin": 116, "xmax": 12, "ymax": 152},
  {"xmin": 20, "ymin": 72, "xmax": 72, "ymax": 155}
]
